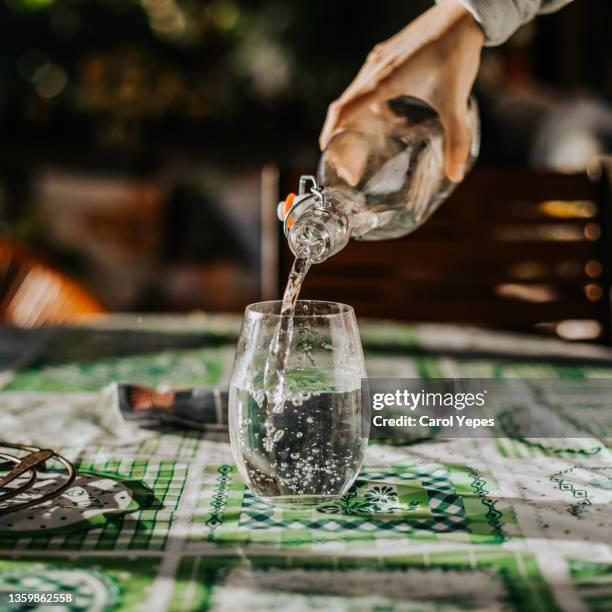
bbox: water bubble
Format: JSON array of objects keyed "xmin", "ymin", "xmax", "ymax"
[
  {"xmin": 273, "ymin": 429, "xmax": 285, "ymax": 442},
  {"xmin": 296, "ymin": 432, "xmax": 303, "ymax": 438},
  {"xmin": 252, "ymin": 390, "xmax": 265, "ymax": 407}
]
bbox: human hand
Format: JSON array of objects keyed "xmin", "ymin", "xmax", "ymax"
[{"xmin": 320, "ymin": 0, "xmax": 484, "ymax": 182}]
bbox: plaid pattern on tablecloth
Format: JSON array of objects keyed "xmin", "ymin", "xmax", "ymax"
[{"xmin": 0, "ymin": 316, "xmax": 610, "ymax": 611}]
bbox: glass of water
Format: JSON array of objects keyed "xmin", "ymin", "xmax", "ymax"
[{"xmin": 229, "ymin": 300, "xmax": 368, "ymax": 507}]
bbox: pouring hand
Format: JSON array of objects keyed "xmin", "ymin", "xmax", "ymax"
[{"xmin": 320, "ymin": 0, "xmax": 484, "ymax": 183}]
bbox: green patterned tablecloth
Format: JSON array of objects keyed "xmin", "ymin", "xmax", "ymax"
[{"xmin": 0, "ymin": 315, "xmax": 611, "ymax": 612}]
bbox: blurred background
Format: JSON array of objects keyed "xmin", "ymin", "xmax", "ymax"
[{"xmin": 0, "ymin": 0, "xmax": 611, "ymax": 341}]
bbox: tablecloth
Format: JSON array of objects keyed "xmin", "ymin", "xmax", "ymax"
[{"xmin": 0, "ymin": 315, "xmax": 610, "ymax": 612}]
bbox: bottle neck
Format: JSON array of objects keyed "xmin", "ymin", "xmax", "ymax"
[{"xmin": 284, "ymin": 190, "xmax": 350, "ymax": 264}]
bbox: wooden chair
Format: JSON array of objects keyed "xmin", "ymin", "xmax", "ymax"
[
  {"xmin": 0, "ymin": 238, "xmax": 105, "ymax": 327},
  {"xmin": 280, "ymin": 166, "xmax": 611, "ymax": 343}
]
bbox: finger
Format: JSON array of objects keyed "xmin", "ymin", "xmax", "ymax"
[
  {"xmin": 319, "ymin": 99, "xmax": 343, "ymax": 150},
  {"xmin": 440, "ymin": 108, "xmax": 471, "ymax": 183},
  {"xmin": 320, "ymin": 43, "xmax": 403, "ymax": 150}
]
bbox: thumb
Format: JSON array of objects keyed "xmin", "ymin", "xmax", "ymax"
[{"xmin": 440, "ymin": 107, "xmax": 471, "ymax": 183}]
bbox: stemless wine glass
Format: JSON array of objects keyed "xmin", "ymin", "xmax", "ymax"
[{"xmin": 229, "ymin": 300, "xmax": 368, "ymax": 507}]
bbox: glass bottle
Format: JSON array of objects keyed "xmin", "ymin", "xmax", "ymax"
[{"xmin": 279, "ymin": 96, "xmax": 480, "ymax": 263}]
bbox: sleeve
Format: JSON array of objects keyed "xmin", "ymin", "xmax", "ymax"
[{"xmin": 440, "ymin": 0, "xmax": 575, "ymax": 46}]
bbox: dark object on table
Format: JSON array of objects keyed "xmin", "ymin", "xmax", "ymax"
[
  {"xmin": 117, "ymin": 384, "xmax": 228, "ymax": 432},
  {"xmin": 0, "ymin": 443, "xmax": 76, "ymax": 516}
]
